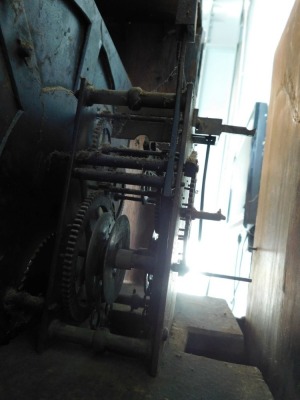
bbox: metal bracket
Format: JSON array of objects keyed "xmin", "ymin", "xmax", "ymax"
[
  {"xmin": 192, "ymin": 134, "xmax": 216, "ymax": 145},
  {"xmin": 192, "ymin": 109, "xmax": 255, "ymax": 137}
]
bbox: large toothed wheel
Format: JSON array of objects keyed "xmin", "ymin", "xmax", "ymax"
[{"xmin": 61, "ymin": 192, "xmax": 113, "ymax": 323}]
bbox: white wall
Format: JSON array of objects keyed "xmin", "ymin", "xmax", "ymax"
[{"xmin": 234, "ymin": 0, "xmax": 296, "ymax": 125}]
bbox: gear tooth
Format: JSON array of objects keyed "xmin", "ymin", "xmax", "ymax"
[
  {"xmin": 66, "ymin": 245, "xmax": 76, "ymax": 252},
  {"xmin": 61, "ymin": 192, "xmax": 113, "ymax": 324},
  {"xmin": 64, "ymin": 253, "xmax": 73, "ymax": 260},
  {"xmin": 65, "ymin": 254, "xmax": 74, "ymax": 260},
  {"xmin": 62, "ymin": 264, "xmax": 72, "ymax": 271},
  {"xmin": 62, "ymin": 264, "xmax": 72, "ymax": 277},
  {"xmin": 69, "ymin": 235, "xmax": 78, "ymax": 241},
  {"xmin": 61, "ymin": 284, "xmax": 70, "ymax": 291},
  {"xmin": 62, "ymin": 273, "xmax": 71, "ymax": 279},
  {"xmin": 62, "ymin": 261, "xmax": 72, "ymax": 268}
]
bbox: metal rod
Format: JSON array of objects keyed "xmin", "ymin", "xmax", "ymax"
[
  {"xmin": 221, "ymin": 124, "xmax": 255, "ymax": 136},
  {"xmin": 199, "ymin": 143, "xmax": 210, "ymax": 240},
  {"xmin": 201, "ymin": 272, "xmax": 252, "ymax": 283},
  {"xmin": 76, "ymin": 152, "xmax": 168, "ymax": 173},
  {"xmin": 180, "ymin": 208, "xmax": 226, "ymax": 221},
  {"xmin": 96, "ymin": 185, "xmax": 157, "ymax": 197},
  {"xmin": 115, "ymin": 249, "xmax": 154, "ymax": 272},
  {"xmin": 195, "ymin": 117, "xmax": 255, "ymax": 136},
  {"xmin": 97, "ymin": 112, "xmax": 173, "ymax": 124},
  {"xmin": 100, "ymin": 146, "xmax": 169, "ymax": 158},
  {"xmin": 194, "ymin": 210, "xmax": 225, "ymax": 220},
  {"xmin": 73, "ymin": 168, "xmax": 164, "ymax": 188},
  {"xmin": 49, "ymin": 320, "xmax": 150, "ymax": 357},
  {"xmin": 84, "ymin": 87, "xmax": 185, "ymax": 110},
  {"xmin": 113, "ymin": 195, "xmax": 144, "ymax": 202}
]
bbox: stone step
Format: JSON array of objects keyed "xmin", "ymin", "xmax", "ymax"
[
  {"xmin": 172, "ymin": 294, "xmax": 246, "ymax": 363},
  {"xmin": 165, "ymin": 293, "xmax": 273, "ymax": 399},
  {"xmin": 161, "ymin": 349, "xmax": 274, "ymax": 400}
]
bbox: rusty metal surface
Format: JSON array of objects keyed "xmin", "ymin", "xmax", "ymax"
[
  {"xmin": 0, "ymin": 0, "xmax": 228, "ymax": 381},
  {"xmin": 149, "ymin": 80, "xmax": 195, "ymax": 375},
  {"xmin": 85, "ymin": 87, "xmax": 181, "ymax": 109},
  {"xmin": 194, "ymin": 117, "xmax": 255, "ymax": 136},
  {"xmin": 76, "ymin": 152, "xmax": 169, "ymax": 172},
  {"xmin": 0, "ymin": 0, "xmax": 130, "ymax": 285},
  {"xmin": 73, "ymin": 168, "xmax": 165, "ymax": 187},
  {"xmin": 55, "ymin": 32, "xmax": 200, "ymax": 374}
]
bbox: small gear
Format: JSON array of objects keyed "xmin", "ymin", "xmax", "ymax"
[
  {"xmin": 91, "ymin": 117, "xmax": 112, "ymax": 150},
  {"xmin": 61, "ymin": 191, "xmax": 113, "ymax": 324},
  {"xmin": 89, "ymin": 117, "xmax": 124, "ymax": 218}
]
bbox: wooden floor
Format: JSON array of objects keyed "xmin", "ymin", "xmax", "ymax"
[{"xmin": 246, "ymin": 1, "xmax": 300, "ymax": 398}]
